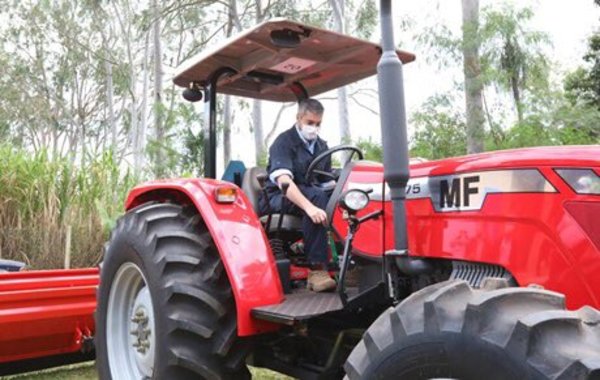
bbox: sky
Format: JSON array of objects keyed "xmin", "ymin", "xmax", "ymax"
[{"xmin": 217, "ymin": 0, "xmax": 600, "ymax": 175}]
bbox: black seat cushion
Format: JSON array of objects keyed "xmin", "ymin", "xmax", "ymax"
[
  {"xmin": 259, "ymin": 214, "xmax": 303, "ymax": 232},
  {"xmin": 242, "ymin": 167, "xmax": 303, "ymax": 231},
  {"xmin": 241, "ymin": 167, "xmax": 267, "ymax": 213}
]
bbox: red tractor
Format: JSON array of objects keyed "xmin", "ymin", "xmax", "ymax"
[{"xmin": 95, "ymin": 2, "xmax": 600, "ymax": 379}]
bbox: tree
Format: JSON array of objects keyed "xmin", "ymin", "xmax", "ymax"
[
  {"xmin": 560, "ymin": 0, "xmax": 600, "ymax": 141},
  {"xmin": 152, "ymin": 0, "xmax": 165, "ymax": 177},
  {"xmin": 329, "ymin": 0, "xmax": 351, "ymax": 146},
  {"xmin": 417, "ymin": 2, "xmax": 553, "ymax": 153},
  {"xmin": 410, "ymin": 94, "xmax": 468, "ymax": 159},
  {"xmin": 479, "ymin": 5, "xmax": 551, "ymax": 123},
  {"xmin": 565, "ymin": 34, "xmax": 600, "ymax": 109},
  {"xmin": 355, "ymin": 137, "xmax": 383, "ymax": 162},
  {"xmin": 221, "ymin": 0, "xmax": 240, "ymax": 167},
  {"xmin": 461, "ymin": 0, "xmax": 485, "ymax": 154},
  {"xmin": 0, "ymin": 1, "xmax": 108, "ymax": 161},
  {"xmin": 251, "ymin": 1, "xmax": 268, "ymax": 165}
]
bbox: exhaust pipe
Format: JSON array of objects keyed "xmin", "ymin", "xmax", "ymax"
[{"xmin": 377, "ymin": 0, "xmax": 432, "ymax": 275}]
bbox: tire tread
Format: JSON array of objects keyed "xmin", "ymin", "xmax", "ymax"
[
  {"xmin": 97, "ymin": 202, "xmax": 248, "ymax": 380},
  {"xmin": 344, "ymin": 280, "xmax": 600, "ymax": 379}
]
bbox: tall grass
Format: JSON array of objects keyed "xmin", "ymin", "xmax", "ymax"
[{"xmin": 0, "ymin": 145, "xmax": 137, "ymax": 269}]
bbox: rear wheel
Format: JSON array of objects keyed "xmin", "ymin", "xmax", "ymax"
[
  {"xmin": 96, "ymin": 202, "xmax": 249, "ymax": 379},
  {"xmin": 345, "ymin": 279, "xmax": 600, "ymax": 380}
]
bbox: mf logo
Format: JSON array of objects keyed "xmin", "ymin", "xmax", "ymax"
[
  {"xmin": 439, "ymin": 175, "xmax": 480, "ymax": 208},
  {"xmin": 390, "ymin": 169, "xmax": 554, "ymax": 212}
]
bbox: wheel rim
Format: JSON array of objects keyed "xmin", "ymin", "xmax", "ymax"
[{"xmin": 107, "ymin": 262, "xmax": 156, "ymax": 379}]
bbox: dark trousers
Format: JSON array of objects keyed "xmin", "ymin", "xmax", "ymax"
[{"xmin": 260, "ymin": 184, "xmax": 330, "ymax": 266}]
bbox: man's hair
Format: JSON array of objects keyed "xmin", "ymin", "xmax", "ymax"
[{"xmin": 297, "ymin": 98, "xmax": 324, "ymax": 117}]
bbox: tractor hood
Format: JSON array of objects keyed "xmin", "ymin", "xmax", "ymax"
[
  {"xmin": 173, "ymin": 18, "xmax": 415, "ymax": 102},
  {"xmin": 409, "ymin": 146, "xmax": 600, "ymax": 178}
]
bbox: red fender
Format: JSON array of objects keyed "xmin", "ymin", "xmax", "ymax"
[{"xmin": 125, "ymin": 178, "xmax": 283, "ymax": 336}]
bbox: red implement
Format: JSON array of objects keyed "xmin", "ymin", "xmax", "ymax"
[{"xmin": 0, "ymin": 268, "xmax": 97, "ymax": 374}]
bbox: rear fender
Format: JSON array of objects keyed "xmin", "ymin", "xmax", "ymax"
[{"xmin": 126, "ymin": 178, "xmax": 283, "ymax": 336}]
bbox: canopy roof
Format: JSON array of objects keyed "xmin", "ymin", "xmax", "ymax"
[{"xmin": 173, "ymin": 18, "xmax": 415, "ymax": 102}]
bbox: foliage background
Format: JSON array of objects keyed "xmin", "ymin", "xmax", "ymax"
[{"xmin": 0, "ymin": 144, "xmax": 136, "ymax": 268}]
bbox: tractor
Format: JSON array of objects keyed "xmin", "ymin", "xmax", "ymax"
[{"xmin": 95, "ymin": 1, "xmax": 600, "ymax": 379}]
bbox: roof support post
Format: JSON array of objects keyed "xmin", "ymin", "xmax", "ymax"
[{"xmin": 203, "ymin": 67, "xmax": 236, "ymax": 179}]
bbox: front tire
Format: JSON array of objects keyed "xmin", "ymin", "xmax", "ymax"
[
  {"xmin": 345, "ymin": 279, "xmax": 600, "ymax": 380},
  {"xmin": 96, "ymin": 202, "xmax": 249, "ymax": 379}
]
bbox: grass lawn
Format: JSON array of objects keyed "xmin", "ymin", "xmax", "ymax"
[{"xmin": 3, "ymin": 362, "xmax": 293, "ymax": 380}]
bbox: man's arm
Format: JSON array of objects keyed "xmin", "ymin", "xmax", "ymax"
[{"xmin": 276, "ymin": 174, "xmax": 327, "ymax": 225}]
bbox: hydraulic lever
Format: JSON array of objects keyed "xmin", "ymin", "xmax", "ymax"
[
  {"xmin": 276, "ymin": 182, "xmax": 290, "ymax": 237},
  {"xmin": 272, "ymin": 182, "xmax": 291, "ymax": 293}
]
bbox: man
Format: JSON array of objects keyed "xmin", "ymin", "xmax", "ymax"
[{"xmin": 259, "ymin": 98, "xmax": 336, "ymax": 292}]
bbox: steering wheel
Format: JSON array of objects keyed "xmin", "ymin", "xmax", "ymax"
[{"xmin": 305, "ymin": 144, "xmax": 364, "ymax": 184}]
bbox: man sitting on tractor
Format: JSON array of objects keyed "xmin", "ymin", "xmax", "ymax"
[{"xmin": 259, "ymin": 98, "xmax": 336, "ymax": 292}]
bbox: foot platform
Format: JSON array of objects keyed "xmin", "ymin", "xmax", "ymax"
[{"xmin": 251, "ymin": 289, "xmax": 343, "ymax": 325}]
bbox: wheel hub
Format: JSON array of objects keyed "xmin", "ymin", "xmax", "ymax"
[
  {"xmin": 129, "ymin": 286, "xmax": 156, "ymax": 377},
  {"xmin": 107, "ymin": 263, "xmax": 156, "ymax": 380},
  {"xmin": 130, "ymin": 308, "xmax": 151, "ymax": 353}
]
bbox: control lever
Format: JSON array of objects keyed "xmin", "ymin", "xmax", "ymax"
[
  {"xmin": 256, "ymin": 172, "xmax": 268, "ymax": 188},
  {"xmin": 276, "ymin": 182, "xmax": 290, "ymax": 237},
  {"xmin": 273, "ymin": 182, "xmax": 291, "ymax": 292}
]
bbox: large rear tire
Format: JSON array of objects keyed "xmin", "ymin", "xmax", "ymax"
[
  {"xmin": 96, "ymin": 202, "xmax": 249, "ymax": 379},
  {"xmin": 345, "ymin": 279, "xmax": 600, "ymax": 380}
]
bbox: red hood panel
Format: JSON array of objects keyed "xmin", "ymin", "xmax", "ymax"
[{"xmin": 410, "ymin": 146, "xmax": 600, "ymax": 177}]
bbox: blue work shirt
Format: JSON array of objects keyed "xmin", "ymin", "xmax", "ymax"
[{"xmin": 265, "ymin": 125, "xmax": 332, "ymax": 191}]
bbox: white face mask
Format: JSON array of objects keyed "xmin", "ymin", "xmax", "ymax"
[{"xmin": 301, "ymin": 124, "xmax": 319, "ymax": 141}]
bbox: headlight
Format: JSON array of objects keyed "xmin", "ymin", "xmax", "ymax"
[{"xmin": 340, "ymin": 189, "xmax": 370, "ymax": 212}]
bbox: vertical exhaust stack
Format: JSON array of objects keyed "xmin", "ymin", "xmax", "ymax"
[{"xmin": 377, "ymin": 0, "xmax": 431, "ymax": 274}]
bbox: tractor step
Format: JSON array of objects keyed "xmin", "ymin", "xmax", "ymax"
[{"xmin": 251, "ymin": 289, "xmax": 343, "ymax": 325}]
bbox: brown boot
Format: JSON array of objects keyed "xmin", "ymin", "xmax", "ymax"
[{"xmin": 307, "ymin": 270, "xmax": 336, "ymax": 292}]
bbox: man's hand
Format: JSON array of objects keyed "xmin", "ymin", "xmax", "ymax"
[
  {"xmin": 276, "ymin": 175, "xmax": 328, "ymax": 225},
  {"xmin": 306, "ymin": 204, "xmax": 327, "ymax": 225}
]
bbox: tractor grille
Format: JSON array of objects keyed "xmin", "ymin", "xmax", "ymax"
[{"xmin": 449, "ymin": 262, "xmax": 510, "ymax": 288}]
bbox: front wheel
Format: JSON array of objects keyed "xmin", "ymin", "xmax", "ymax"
[
  {"xmin": 95, "ymin": 202, "xmax": 249, "ymax": 379},
  {"xmin": 345, "ymin": 279, "xmax": 600, "ymax": 380}
]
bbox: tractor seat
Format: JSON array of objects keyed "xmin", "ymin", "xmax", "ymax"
[{"xmin": 241, "ymin": 167, "xmax": 303, "ymax": 232}]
